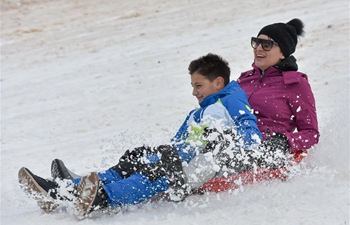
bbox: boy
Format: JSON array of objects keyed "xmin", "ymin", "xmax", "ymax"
[{"xmin": 18, "ymin": 53, "xmax": 261, "ymax": 217}]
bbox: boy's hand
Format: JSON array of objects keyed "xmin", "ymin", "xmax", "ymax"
[{"xmin": 202, "ymin": 128, "xmax": 234, "ymax": 154}]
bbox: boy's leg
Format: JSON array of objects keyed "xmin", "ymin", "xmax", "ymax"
[
  {"xmin": 98, "ymin": 169, "xmax": 123, "ymax": 183},
  {"xmin": 141, "ymin": 145, "xmax": 189, "ymax": 201},
  {"xmin": 85, "ymin": 145, "xmax": 187, "ymax": 208},
  {"xmin": 48, "ymin": 145, "xmax": 187, "ymax": 215},
  {"xmin": 102, "ymin": 173, "xmax": 169, "ymax": 207},
  {"xmin": 109, "ymin": 146, "xmax": 158, "ymax": 179},
  {"xmin": 74, "ymin": 160, "xmax": 173, "ymax": 214},
  {"xmin": 73, "ymin": 166, "xmax": 171, "ymax": 215}
]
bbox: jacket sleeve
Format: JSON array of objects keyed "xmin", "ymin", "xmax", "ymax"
[
  {"xmin": 222, "ymin": 95, "xmax": 262, "ymax": 149},
  {"xmin": 171, "ymin": 109, "xmax": 199, "ymax": 163},
  {"xmin": 284, "ymin": 76, "xmax": 320, "ymax": 151}
]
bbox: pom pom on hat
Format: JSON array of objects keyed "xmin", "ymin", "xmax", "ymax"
[{"xmin": 258, "ymin": 18, "xmax": 305, "ymax": 57}]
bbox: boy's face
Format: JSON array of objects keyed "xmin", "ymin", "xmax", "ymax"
[{"xmin": 191, "ymin": 72, "xmax": 224, "ymax": 103}]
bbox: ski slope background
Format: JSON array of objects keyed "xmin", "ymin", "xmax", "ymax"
[{"xmin": 1, "ymin": 0, "xmax": 349, "ymax": 224}]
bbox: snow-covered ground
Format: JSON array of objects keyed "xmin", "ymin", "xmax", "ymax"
[{"xmin": 1, "ymin": 0, "xmax": 349, "ymax": 224}]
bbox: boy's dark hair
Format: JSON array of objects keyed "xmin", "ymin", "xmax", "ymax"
[{"xmin": 188, "ymin": 53, "xmax": 230, "ymax": 86}]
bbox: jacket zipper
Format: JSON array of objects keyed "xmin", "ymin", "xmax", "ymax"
[{"xmin": 259, "ymin": 71, "xmax": 264, "ymax": 83}]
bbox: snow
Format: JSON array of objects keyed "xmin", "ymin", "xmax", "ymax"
[{"xmin": 1, "ymin": 0, "xmax": 349, "ymax": 224}]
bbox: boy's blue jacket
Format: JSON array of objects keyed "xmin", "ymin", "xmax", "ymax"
[{"xmin": 171, "ymin": 80, "xmax": 262, "ymax": 163}]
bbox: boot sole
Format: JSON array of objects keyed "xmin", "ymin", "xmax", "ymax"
[
  {"xmin": 18, "ymin": 167, "xmax": 59, "ymax": 212},
  {"xmin": 75, "ymin": 172, "xmax": 100, "ymax": 216}
]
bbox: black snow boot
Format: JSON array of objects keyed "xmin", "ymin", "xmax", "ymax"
[
  {"xmin": 75, "ymin": 172, "xmax": 108, "ymax": 216},
  {"xmin": 18, "ymin": 167, "xmax": 60, "ymax": 212},
  {"xmin": 51, "ymin": 158, "xmax": 81, "ymax": 180}
]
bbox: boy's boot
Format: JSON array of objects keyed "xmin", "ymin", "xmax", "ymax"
[
  {"xmin": 51, "ymin": 159, "xmax": 81, "ymax": 180},
  {"xmin": 18, "ymin": 167, "xmax": 60, "ymax": 212},
  {"xmin": 75, "ymin": 172, "xmax": 108, "ymax": 216}
]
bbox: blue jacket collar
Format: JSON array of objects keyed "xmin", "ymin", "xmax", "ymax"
[{"xmin": 199, "ymin": 80, "xmax": 240, "ymax": 108}]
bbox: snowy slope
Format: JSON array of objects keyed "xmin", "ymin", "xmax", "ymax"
[{"xmin": 1, "ymin": 0, "xmax": 349, "ymax": 224}]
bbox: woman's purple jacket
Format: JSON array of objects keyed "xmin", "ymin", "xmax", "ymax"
[{"xmin": 237, "ymin": 56, "xmax": 320, "ymax": 151}]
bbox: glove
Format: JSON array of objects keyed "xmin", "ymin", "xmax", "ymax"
[
  {"xmin": 262, "ymin": 132, "xmax": 290, "ymax": 153},
  {"xmin": 110, "ymin": 146, "xmax": 154, "ymax": 178},
  {"xmin": 202, "ymin": 128, "xmax": 234, "ymax": 154}
]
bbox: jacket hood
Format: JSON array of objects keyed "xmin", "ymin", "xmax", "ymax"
[
  {"xmin": 199, "ymin": 81, "xmax": 244, "ymax": 108},
  {"xmin": 274, "ymin": 55, "xmax": 298, "ymax": 71}
]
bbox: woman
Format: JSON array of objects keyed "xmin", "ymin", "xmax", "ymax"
[{"xmin": 237, "ymin": 18, "xmax": 320, "ymax": 156}]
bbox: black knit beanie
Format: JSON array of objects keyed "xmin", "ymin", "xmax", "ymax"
[{"xmin": 258, "ymin": 18, "xmax": 305, "ymax": 57}]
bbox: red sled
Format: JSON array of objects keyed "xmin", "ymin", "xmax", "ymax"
[{"xmin": 197, "ymin": 150, "xmax": 306, "ymax": 193}]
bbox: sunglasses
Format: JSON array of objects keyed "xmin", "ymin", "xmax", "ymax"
[{"xmin": 251, "ymin": 37, "xmax": 279, "ymax": 51}]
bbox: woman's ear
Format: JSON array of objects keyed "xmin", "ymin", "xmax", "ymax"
[{"xmin": 280, "ymin": 51, "xmax": 285, "ymax": 60}]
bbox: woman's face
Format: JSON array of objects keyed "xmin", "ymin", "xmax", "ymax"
[{"xmin": 253, "ymin": 34, "xmax": 285, "ymax": 72}]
